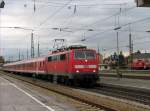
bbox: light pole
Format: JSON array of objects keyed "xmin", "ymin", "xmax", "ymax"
[
  {"xmin": 128, "ymin": 24, "xmax": 134, "ymax": 70},
  {"xmin": 0, "ymin": 0, "xmax": 5, "ymax": 57},
  {"xmin": 0, "ymin": 26, "xmax": 35, "ymax": 61},
  {"xmin": 80, "ymin": 29, "xmax": 94, "ymax": 42},
  {"xmin": 37, "ymin": 39, "xmax": 40, "ymax": 57},
  {"xmin": 146, "ymin": 30, "xmax": 150, "ymax": 52},
  {"xmin": 114, "ymin": 26, "xmax": 122, "ymax": 77},
  {"xmin": 13, "ymin": 27, "xmax": 35, "ymax": 58},
  {"xmin": 0, "ymin": 26, "xmax": 35, "ymax": 59}
]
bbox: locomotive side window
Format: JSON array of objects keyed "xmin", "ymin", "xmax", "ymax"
[
  {"xmin": 57, "ymin": 55, "xmax": 60, "ymax": 61},
  {"xmin": 52, "ymin": 56, "xmax": 57, "ymax": 61},
  {"xmin": 51, "ymin": 55, "xmax": 60, "ymax": 61},
  {"xmin": 60, "ymin": 54, "xmax": 66, "ymax": 60},
  {"xmin": 48, "ymin": 56, "xmax": 52, "ymax": 61}
]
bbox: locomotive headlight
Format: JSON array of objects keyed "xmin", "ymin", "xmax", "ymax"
[
  {"xmin": 76, "ymin": 70, "xmax": 79, "ymax": 73},
  {"xmin": 93, "ymin": 70, "xmax": 96, "ymax": 72}
]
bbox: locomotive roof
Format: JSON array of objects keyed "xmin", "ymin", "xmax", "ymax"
[{"xmin": 51, "ymin": 45, "xmax": 87, "ymax": 53}]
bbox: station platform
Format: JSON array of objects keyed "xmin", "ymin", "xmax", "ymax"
[
  {"xmin": 0, "ymin": 76, "xmax": 56, "ymax": 111},
  {"xmin": 99, "ymin": 76, "xmax": 150, "ymax": 90},
  {"xmin": 0, "ymin": 76, "xmax": 76, "ymax": 111}
]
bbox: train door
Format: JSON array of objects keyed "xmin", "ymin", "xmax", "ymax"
[
  {"xmin": 36, "ymin": 62, "xmax": 39, "ymax": 75},
  {"xmin": 46, "ymin": 56, "xmax": 56, "ymax": 74},
  {"xmin": 66, "ymin": 53, "xmax": 70, "ymax": 73},
  {"xmin": 45, "ymin": 58, "xmax": 49, "ymax": 74},
  {"xmin": 58, "ymin": 54, "xmax": 67, "ymax": 73}
]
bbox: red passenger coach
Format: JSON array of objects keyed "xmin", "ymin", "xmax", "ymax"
[
  {"xmin": 3, "ymin": 57, "xmax": 46, "ymax": 75},
  {"xmin": 3, "ymin": 45, "xmax": 99, "ymax": 86}
]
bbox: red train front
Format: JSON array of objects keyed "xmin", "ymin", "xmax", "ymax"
[
  {"xmin": 3, "ymin": 45, "xmax": 99, "ymax": 86},
  {"xmin": 46, "ymin": 45, "xmax": 99, "ymax": 85}
]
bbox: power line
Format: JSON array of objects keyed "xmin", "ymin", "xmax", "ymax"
[
  {"xmin": 45, "ymin": 1, "xmax": 127, "ymax": 7},
  {"xmin": 36, "ymin": 0, "xmax": 73, "ymax": 28},
  {"xmin": 46, "ymin": 4, "xmax": 123, "ymax": 9},
  {"xmin": 25, "ymin": 2, "xmax": 135, "ymax": 43},
  {"xmin": 75, "ymin": 16, "xmax": 150, "ymax": 42},
  {"xmin": 81, "ymin": 6, "xmax": 136, "ymax": 29},
  {"xmin": 101, "ymin": 40, "xmax": 150, "ymax": 52},
  {"xmin": 3, "ymin": 0, "xmax": 149, "ymax": 56},
  {"xmin": 41, "ymin": 5, "xmax": 136, "ymax": 41}
]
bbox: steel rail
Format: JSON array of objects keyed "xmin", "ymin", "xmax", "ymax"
[{"xmin": 91, "ymin": 83, "xmax": 150, "ymax": 106}]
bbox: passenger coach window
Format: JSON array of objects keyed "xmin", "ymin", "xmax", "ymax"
[{"xmin": 60, "ymin": 54, "xmax": 66, "ymax": 60}]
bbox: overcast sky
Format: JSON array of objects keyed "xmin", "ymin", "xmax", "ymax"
[{"xmin": 1, "ymin": 0, "xmax": 150, "ymax": 60}]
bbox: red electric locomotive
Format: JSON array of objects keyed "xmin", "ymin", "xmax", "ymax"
[
  {"xmin": 3, "ymin": 45, "xmax": 100, "ymax": 86},
  {"xmin": 131, "ymin": 59, "xmax": 150, "ymax": 70}
]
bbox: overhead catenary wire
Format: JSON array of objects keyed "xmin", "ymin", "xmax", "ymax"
[
  {"xmin": 34, "ymin": 0, "xmax": 128, "ymax": 7},
  {"xmin": 36, "ymin": 5, "xmax": 136, "ymax": 45},
  {"xmin": 101, "ymin": 40, "xmax": 150, "ymax": 52},
  {"xmin": 44, "ymin": 1, "xmax": 128, "ymax": 7},
  {"xmin": 3, "ymin": 6, "xmax": 149, "ymax": 51},
  {"xmin": 36, "ymin": 0, "xmax": 73, "ymax": 28},
  {"xmin": 74, "ymin": 16, "xmax": 150, "ymax": 42},
  {"xmin": 3, "ymin": 0, "xmax": 150, "ymax": 59},
  {"xmin": 33, "ymin": 1, "xmax": 135, "ymax": 32},
  {"xmin": 42, "ymin": 5, "xmax": 136, "ymax": 41}
]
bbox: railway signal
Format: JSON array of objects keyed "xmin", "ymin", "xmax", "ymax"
[{"xmin": 31, "ymin": 33, "xmax": 34, "ymax": 58}]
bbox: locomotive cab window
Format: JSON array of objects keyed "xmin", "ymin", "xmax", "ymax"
[
  {"xmin": 74, "ymin": 51, "xmax": 85, "ymax": 59},
  {"xmin": 74, "ymin": 50, "xmax": 95, "ymax": 59},
  {"xmin": 85, "ymin": 51, "xmax": 95, "ymax": 59}
]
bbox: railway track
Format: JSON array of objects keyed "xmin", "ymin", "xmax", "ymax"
[
  {"xmin": 0, "ymin": 71, "xmax": 150, "ymax": 111},
  {"xmin": 99, "ymin": 72, "xmax": 150, "ymax": 80},
  {"xmin": 88, "ymin": 84, "xmax": 150, "ymax": 106},
  {"xmin": 100, "ymin": 70, "xmax": 150, "ymax": 74}
]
